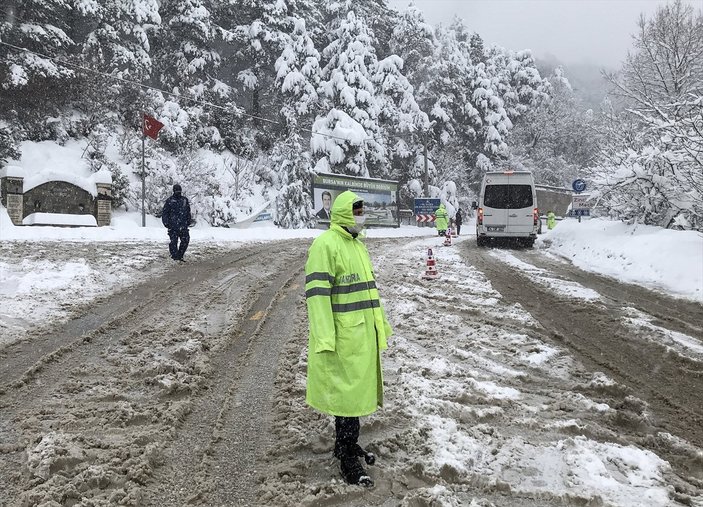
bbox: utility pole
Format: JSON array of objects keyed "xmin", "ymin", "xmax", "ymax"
[
  {"xmin": 141, "ymin": 135, "xmax": 146, "ymax": 227},
  {"xmin": 423, "ymin": 133, "xmax": 429, "ymax": 198}
]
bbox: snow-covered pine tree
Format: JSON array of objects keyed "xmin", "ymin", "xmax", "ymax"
[
  {"xmin": 153, "ymin": 0, "xmax": 227, "ymax": 151},
  {"xmin": 419, "ymin": 22, "xmax": 511, "ymax": 192},
  {"xmin": 216, "ymin": 0, "xmax": 296, "ymax": 138},
  {"xmin": 0, "ymin": 0, "xmax": 76, "ymax": 133},
  {"xmin": 387, "ymin": 4, "xmax": 436, "ymax": 197},
  {"xmin": 388, "ymin": 4, "xmax": 436, "ymax": 85},
  {"xmin": 0, "ymin": 1, "xmax": 74, "ymax": 89},
  {"xmin": 272, "ymin": 138, "xmax": 314, "ymax": 228},
  {"xmin": 0, "ymin": 123, "xmax": 20, "ymax": 165},
  {"xmin": 273, "ymin": 17, "xmax": 320, "ymax": 228},
  {"xmin": 372, "ymin": 54, "xmax": 429, "ymax": 182},
  {"xmin": 77, "ymin": 0, "xmax": 160, "ymax": 80},
  {"xmin": 156, "ymin": 0, "xmax": 220, "ymax": 95},
  {"xmin": 71, "ymin": 0, "xmax": 160, "ymax": 134},
  {"xmin": 486, "ymin": 47, "xmax": 549, "ymax": 123},
  {"xmin": 312, "ymin": 10, "xmax": 385, "ymax": 177}
]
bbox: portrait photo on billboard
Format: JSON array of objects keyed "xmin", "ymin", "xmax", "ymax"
[{"xmin": 313, "ymin": 188, "xmax": 336, "ymax": 221}]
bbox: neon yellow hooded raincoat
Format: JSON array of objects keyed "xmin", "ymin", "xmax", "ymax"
[
  {"xmin": 305, "ymin": 190, "xmax": 393, "ymax": 417},
  {"xmin": 434, "ymin": 203, "xmax": 448, "ymax": 231}
]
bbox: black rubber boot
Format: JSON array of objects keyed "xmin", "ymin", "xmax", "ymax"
[
  {"xmin": 334, "ymin": 442, "xmax": 376, "ymax": 465},
  {"xmin": 340, "ymin": 453, "xmax": 374, "ymax": 487}
]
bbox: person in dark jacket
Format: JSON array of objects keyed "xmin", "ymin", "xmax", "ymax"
[
  {"xmin": 162, "ymin": 184, "xmax": 192, "ymax": 261},
  {"xmin": 455, "ymin": 208, "xmax": 463, "ymax": 236}
]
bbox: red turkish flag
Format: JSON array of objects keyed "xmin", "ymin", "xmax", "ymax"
[{"xmin": 142, "ymin": 113, "xmax": 164, "ymax": 140}]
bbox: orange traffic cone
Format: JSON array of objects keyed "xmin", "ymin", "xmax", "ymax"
[
  {"xmin": 451, "ymin": 226, "xmax": 458, "ymax": 238},
  {"xmin": 422, "ymin": 248, "xmax": 440, "ymax": 280},
  {"xmin": 443, "ymin": 230, "xmax": 452, "ymax": 246}
]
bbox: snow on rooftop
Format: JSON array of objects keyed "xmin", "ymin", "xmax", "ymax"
[
  {"xmin": 0, "ymin": 165, "xmax": 24, "ymax": 178},
  {"xmin": 4, "ymin": 140, "xmax": 111, "ymax": 196}
]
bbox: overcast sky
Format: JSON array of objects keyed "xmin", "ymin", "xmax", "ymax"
[{"xmin": 386, "ymin": 0, "xmax": 697, "ymax": 69}]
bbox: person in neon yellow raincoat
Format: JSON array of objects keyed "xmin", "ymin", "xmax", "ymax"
[
  {"xmin": 547, "ymin": 210, "xmax": 556, "ymax": 230},
  {"xmin": 434, "ymin": 203, "xmax": 448, "ymax": 236},
  {"xmin": 305, "ymin": 190, "xmax": 393, "ymax": 487}
]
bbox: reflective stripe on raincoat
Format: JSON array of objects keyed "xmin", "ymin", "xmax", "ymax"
[
  {"xmin": 434, "ymin": 203, "xmax": 448, "ymax": 231},
  {"xmin": 304, "ymin": 190, "xmax": 393, "ymax": 417}
]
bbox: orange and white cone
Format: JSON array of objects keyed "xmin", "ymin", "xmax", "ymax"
[
  {"xmin": 443, "ymin": 230, "xmax": 452, "ymax": 246},
  {"xmin": 422, "ymin": 248, "xmax": 440, "ymax": 280},
  {"xmin": 451, "ymin": 226, "xmax": 458, "ymax": 238}
]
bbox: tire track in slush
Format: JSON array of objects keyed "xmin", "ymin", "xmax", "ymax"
[
  {"xmin": 466, "ymin": 242, "xmax": 703, "ymax": 486},
  {"xmin": 140, "ymin": 258, "xmax": 306, "ymax": 505},
  {"xmin": 0, "ymin": 243, "xmax": 280, "ymax": 391}
]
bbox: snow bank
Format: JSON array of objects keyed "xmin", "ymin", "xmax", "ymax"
[{"xmin": 540, "ymin": 218, "xmax": 703, "ymax": 302}]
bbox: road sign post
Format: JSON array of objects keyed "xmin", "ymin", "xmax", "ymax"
[{"xmin": 414, "ymin": 198, "xmax": 440, "ymax": 227}]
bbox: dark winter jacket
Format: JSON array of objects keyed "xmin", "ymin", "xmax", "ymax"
[
  {"xmin": 162, "ymin": 193, "xmax": 192, "ymax": 230},
  {"xmin": 455, "ymin": 209, "xmax": 463, "ymax": 225}
]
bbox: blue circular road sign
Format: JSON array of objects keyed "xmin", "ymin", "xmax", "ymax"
[{"xmin": 572, "ymin": 179, "xmax": 587, "ymax": 193}]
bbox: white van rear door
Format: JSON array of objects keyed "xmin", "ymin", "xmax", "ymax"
[
  {"xmin": 482, "ymin": 179, "xmax": 510, "ymax": 232},
  {"xmin": 506, "ymin": 182, "xmax": 535, "ymax": 234}
]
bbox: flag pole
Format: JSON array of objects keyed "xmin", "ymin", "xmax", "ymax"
[{"xmin": 141, "ymin": 134, "xmax": 146, "ymax": 227}]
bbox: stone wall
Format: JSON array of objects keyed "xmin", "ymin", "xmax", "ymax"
[{"xmin": 536, "ymin": 187, "xmax": 572, "ymax": 217}]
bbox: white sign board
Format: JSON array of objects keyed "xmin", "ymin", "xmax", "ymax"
[{"xmin": 572, "ymin": 194, "xmax": 591, "ymax": 210}]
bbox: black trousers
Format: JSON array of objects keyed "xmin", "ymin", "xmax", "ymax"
[
  {"xmin": 335, "ymin": 416, "xmax": 360, "ymax": 454},
  {"xmin": 456, "ymin": 224, "xmax": 461, "ymax": 235},
  {"xmin": 168, "ymin": 228, "xmax": 190, "ymax": 260}
]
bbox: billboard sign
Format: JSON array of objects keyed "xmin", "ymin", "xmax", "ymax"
[{"xmin": 312, "ymin": 173, "xmax": 399, "ymax": 227}]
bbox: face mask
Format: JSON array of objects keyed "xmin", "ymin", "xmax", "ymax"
[{"xmin": 348, "ymin": 215, "xmax": 366, "ymax": 234}]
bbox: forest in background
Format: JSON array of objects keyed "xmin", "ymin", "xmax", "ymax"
[{"xmin": 0, "ymin": 0, "xmax": 700, "ymax": 229}]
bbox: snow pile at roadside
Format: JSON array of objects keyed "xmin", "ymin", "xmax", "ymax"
[{"xmin": 539, "ymin": 217, "xmax": 703, "ymax": 302}]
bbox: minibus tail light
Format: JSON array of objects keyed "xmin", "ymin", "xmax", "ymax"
[{"xmin": 478, "ymin": 207, "xmax": 484, "ymax": 225}]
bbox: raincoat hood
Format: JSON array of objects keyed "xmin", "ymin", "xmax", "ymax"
[{"xmin": 331, "ymin": 190, "xmax": 362, "ymax": 228}]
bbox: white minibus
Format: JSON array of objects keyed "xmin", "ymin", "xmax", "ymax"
[{"xmin": 472, "ymin": 171, "xmax": 539, "ymax": 247}]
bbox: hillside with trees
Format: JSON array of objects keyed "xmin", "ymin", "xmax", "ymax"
[{"xmin": 0, "ymin": 0, "xmax": 700, "ymax": 229}]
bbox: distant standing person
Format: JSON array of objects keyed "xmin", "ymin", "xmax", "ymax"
[
  {"xmin": 304, "ymin": 190, "xmax": 393, "ymax": 487},
  {"xmin": 455, "ymin": 208, "xmax": 463, "ymax": 236},
  {"xmin": 315, "ymin": 191, "xmax": 332, "ymax": 220},
  {"xmin": 547, "ymin": 210, "xmax": 556, "ymax": 230},
  {"xmin": 161, "ymin": 184, "xmax": 192, "ymax": 262},
  {"xmin": 434, "ymin": 203, "xmax": 448, "ymax": 236}
]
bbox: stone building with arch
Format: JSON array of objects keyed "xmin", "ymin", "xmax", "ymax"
[{"xmin": 1, "ymin": 166, "xmax": 112, "ymax": 227}]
